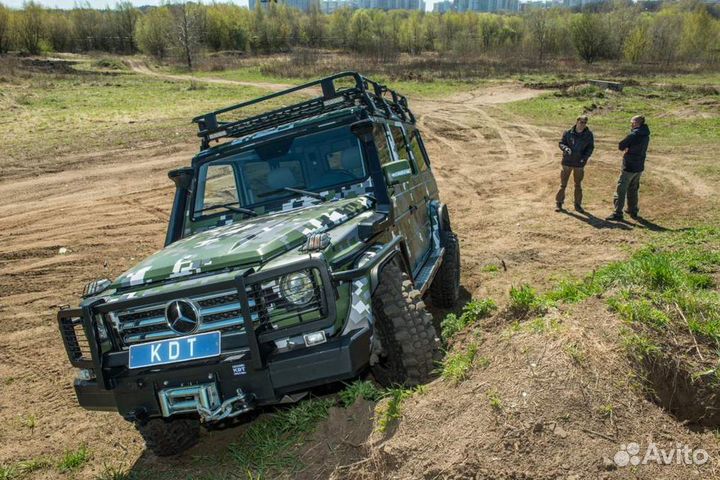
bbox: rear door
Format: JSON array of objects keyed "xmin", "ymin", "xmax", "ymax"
[{"xmin": 377, "ymin": 122, "xmax": 432, "ymax": 274}]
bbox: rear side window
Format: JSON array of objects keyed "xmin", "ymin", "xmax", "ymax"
[
  {"xmin": 407, "ymin": 129, "xmax": 429, "ymax": 172},
  {"xmin": 373, "ymin": 124, "xmax": 393, "ymax": 166},
  {"xmin": 388, "ymin": 125, "xmax": 408, "ymax": 161}
]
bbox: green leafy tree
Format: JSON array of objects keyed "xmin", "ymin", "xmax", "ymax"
[
  {"xmin": 18, "ymin": 1, "xmax": 45, "ymax": 54},
  {"xmin": 135, "ymin": 6, "xmax": 172, "ymax": 60},
  {"xmin": 623, "ymin": 21, "xmax": 649, "ymax": 63},
  {"xmin": 570, "ymin": 13, "xmax": 608, "ymax": 64}
]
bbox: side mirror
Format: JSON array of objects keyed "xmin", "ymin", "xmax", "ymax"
[{"xmin": 382, "ymin": 159, "xmax": 413, "ymax": 186}]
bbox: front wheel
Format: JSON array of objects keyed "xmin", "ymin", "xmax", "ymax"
[
  {"xmin": 135, "ymin": 417, "xmax": 200, "ymax": 457},
  {"xmin": 429, "ymin": 230, "xmax": 461, "ymax": 308},
  {"xmin": 371, "ymin": 261, "xmax": 438, "ymax": 387}
]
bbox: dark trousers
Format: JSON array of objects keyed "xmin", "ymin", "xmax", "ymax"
[
  {"xmin": 555, "ymin": 166, "xmax": 584, "ymax": 207},
  {"xmin": 614, "ymin": 170, "xmax": 642, "ymax": 215}
]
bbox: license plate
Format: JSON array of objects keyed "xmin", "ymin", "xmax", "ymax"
[{"xmin": 128, "ymin": 331, "xmax": 221, "ymax": 369}]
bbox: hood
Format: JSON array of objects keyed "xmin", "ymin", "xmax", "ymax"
[
  {"xmin": 633, "ymin": 124, "xmax": 650, "ymax": 136},
  {"xmin": 113, "ymin": 196, "xmax": 372, "ymax": 289}
]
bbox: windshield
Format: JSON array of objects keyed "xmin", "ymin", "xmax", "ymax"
[{"xmin": 194, "ymin": 125, "xmax": 367, "ymax": 217}]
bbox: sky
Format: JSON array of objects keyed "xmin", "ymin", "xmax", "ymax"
[{"xmin": 3, "ymin": 0, "xmax": 443, "ymax": 11}]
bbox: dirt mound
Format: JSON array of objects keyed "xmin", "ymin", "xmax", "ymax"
[{"xmin": 340, "ymin": 299, "xmax": 719, "ymax": 479}]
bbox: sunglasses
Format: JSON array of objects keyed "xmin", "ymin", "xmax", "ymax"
[{"xmin": 578, "ymin": 120, "xmax": 587, "ymax": 124}]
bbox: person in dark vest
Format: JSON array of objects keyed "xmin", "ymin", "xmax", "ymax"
[
  {"xmin": 555, "ymin": 115, "xmax": 595, "ymax": 213},
  {"xmin": 608, "ymin": 115, "xmax": 651, "ymax": 221}
]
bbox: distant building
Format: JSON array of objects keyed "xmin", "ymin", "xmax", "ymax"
[
  {"xmin": 355, "ymin": 0, "xmax": 424, "ymax": 9},
  {"xmin": 433, "ymin": 0, "xmax": 453, "ymax": 12},
  {"xmin": 455, "ymin": 0, "xmax": 519, "ymax": 12},
  {"xmin": 250, "ymin": 0, "xmax": 314, "ymax": 12}
]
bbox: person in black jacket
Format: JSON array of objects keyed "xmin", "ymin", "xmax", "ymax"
[
  {"xmin": 555, "ymin": 115, "xmax": 595, "ymax": 212},
  {"xmin": 608, "ymin": 115, "xmax": 651, "ymax": 220}
]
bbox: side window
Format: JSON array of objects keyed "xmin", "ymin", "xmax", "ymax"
[
  {"xmin": 373, "ymin": 124, "xmax": 393, "ymax": 166},
  {"xmin": 200, "ymin": 164, "xmax": 238, "ymax": 210},
  {"xmin": 388, "ymin": 125, "xmax": 408, "ymax": 162},
  {"xmin": 407, "ymin": 129, "xmax": 429, "ymax": 173}
]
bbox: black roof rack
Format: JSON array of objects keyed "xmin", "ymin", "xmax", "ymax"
[{"xmin": 192, "ymin": 71, "xmax": 416, "ymax": 150}]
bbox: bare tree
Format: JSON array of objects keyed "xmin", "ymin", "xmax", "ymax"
[
  {"xmin": 169, "ymin": 2, "xmax": 205, "ymax": 71},
  {"xmin": 526, "ymin": 9, "xmax": 552, "ymax": 63}
]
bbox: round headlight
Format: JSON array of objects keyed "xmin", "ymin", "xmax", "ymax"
[{"xmin": 280, "ymin": 271, "xmax": 314, "ymax": 305}]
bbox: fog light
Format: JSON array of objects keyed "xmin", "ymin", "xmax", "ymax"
[
  {"xmin": 303, "ymin": 331, "xmax": 327, "ymax": 347},
  {"xmin": 76, "ymin": 369, "xmax": 96, "ymax": 381}
]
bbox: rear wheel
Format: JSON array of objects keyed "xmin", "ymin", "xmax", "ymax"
[
  {"xmin": 135, "ymin": 417, "xmax": 200, "ymax": 457},
  {"xmin": 371, "ymin": 261, "xmax": 438, "ymax": 387},
  {"xmin": 429, "ymin": 230, "xmax": 461, "ymax": 308}
]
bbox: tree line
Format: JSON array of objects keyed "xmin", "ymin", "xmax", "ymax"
[{"xmin": 0, "ymin": 0, "xmax": 718, "ymax": 69}]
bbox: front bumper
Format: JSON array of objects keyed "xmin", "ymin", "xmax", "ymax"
[{"xmin": 74, "ymin": 326, "xmax": 370, "ymax": 419}]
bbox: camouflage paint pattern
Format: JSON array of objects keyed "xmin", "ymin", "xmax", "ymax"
[{"xmin": 113, "ymin": 196, "xmax": 372, "ymax": 290}]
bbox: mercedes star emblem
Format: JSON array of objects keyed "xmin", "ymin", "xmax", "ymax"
[{"xmin": 165, "ymin": 299, "xmax": 201, "ymax": 334}]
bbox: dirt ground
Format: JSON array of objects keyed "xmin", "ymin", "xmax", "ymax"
[{"xmin": 0, "ymin": 66, "xmax": 718, "ymax": 479}]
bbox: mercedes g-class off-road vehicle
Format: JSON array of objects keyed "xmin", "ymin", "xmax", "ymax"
[{"xmin": 57, "ymin": 72, "xmax": 461, "ymax": 456}]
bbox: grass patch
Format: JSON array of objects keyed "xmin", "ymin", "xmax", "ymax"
[
  {"xmin": 504, "ymin": 80, "xmax": 720, "ymax": 150},
  {"xmin": 441, "ymin": 343, "xmax": 485, "ymax": 385},
  {"xmin": 564, "ymin": 343, "xmax": 586, "ymax": 365},
  {"xmin": 227, "ymin": 397, "xmax": 333, "ymax": 477},
  {"xmin": 97, "ymin": 464, "xmax": 132, "ymax": 480},
  {"xmin": 481, "ymin": 264, "xmax": 500, "ymax": 273},
  {"xmin": 487, "ymin": 389, "xmax": 503, "ymax": 412},
  {"xmin": 57, "ymin": 445, "xmax": 90, "ymax": 473},
  {"xmin": 0, "ymin": 60, "xmax": 275, "ymax": 179},
  {"xmin": 509, "ymin": 284, "xmax": 550, "ymax": 317},
  {"xmin": 440, "ymin": 298, "xmax": 497, "ymax": 340},
  {"xmin": 339, "ymin": 380, "xmax": 385, "ymax": 407},
  {"xmin": 374, "ymin": 385, "xmax": 427, "ymax": 433}
]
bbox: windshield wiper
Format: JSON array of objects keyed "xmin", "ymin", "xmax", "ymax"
[
  {"xmin": 196, "ymin": 202, "xmax": 258, "ymax": 216},
  {"xmin": 257, "ymin": 186, "xmax": 326, "ymax": 201}
]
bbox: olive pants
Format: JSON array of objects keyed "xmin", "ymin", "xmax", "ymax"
[
  {"xmin": 614, "ymin": 170, "xmax": 642, "ymax": 216},
  {"xmin": 555, "ymin": 166, "xmax": 584, "ymax": 207}
]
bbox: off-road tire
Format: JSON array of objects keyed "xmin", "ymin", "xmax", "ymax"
[
  {"xmin": 429, "ymin": 230, "xmax": 461, "ymax": 308},
  {"xmin": 371, "ymin": 261, "xmax": 438, "ymax": 387},
  {"xmin": 136, "ymin": 418, "xmax": 200, "ymax": 457}
]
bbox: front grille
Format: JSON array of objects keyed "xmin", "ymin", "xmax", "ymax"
[
  {"xmin": 109, "ymin": 268, "xmax": 326, "ymax": 348},
  {"xmin": 59, "ymin": 315, "xmax": 92, "ymax": 363}
]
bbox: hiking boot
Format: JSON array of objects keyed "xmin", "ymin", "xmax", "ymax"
[
  {"xmin": 607, "ymin": 212, "xmax": 624, "ymax": 221},
  {"xmin": 555, "ymin": 203, "xmax": 563, "ymax": 212},
  {"xmin": 574, "ymin": 204, "xmax": 584, "ymax": 213}
]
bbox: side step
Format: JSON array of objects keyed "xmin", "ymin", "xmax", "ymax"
[{"xmin": 415, "ymin": 248, "xmax": 444, "ymax": 295}]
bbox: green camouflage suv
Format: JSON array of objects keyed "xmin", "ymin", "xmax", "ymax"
[{"xmin": 58, "ymin": 72, "xmax": 461, "ymax": 456}]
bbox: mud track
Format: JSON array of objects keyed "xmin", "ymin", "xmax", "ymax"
[{"xmin": 0, "ymin": 68, "xmax": 713, "ymax": 478}]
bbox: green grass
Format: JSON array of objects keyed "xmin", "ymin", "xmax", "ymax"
[
  {"xmin": 338, "ymin": 380, "xmax": 385, "ymax": 407},
  {"xmin": 504, "ymin": 81, "xmax": 720, "ymax": 149},
  {"xmin": 441, "ymin": 343, "xmax": 486, "ymax": 385},
  {"xmin": 227, "ymin": 397, "xmax": 333, "ymax": 478},
  {"xmin": 375, "ymin": 386, "xmax": 424, "ymax": 433},
  {"xmin": 481, "ymin": 264, "xmax": 500, "ymax": 273},
  {"xmin": 96, "ymin": 464, "xmax": 132, "ymax": 480},
  {"xmin": 440, "ymin": 298, "xmax": 497, "ymax": 340},
  {"xmin": 0, "ymin": 60, "xmax": 274, "ymax": 178},
  {"xmin": 509, "ymin": 284, "xmax": 550, "ymax": 317},
  {"xmin": 186, "ymin": 65, "xmax": 478, "ymax": 98},
  {"xmin": 57, "ymin": 445, "xmax": 90, "ymax": 473},
  {"xmin": 486, "ymin": 389, "xmax": 503, "ymax": 412}
]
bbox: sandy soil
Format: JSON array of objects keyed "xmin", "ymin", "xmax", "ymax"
[{"xmin": 0, "ymin": 68, "xmax": 716, "ymax": 479}]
